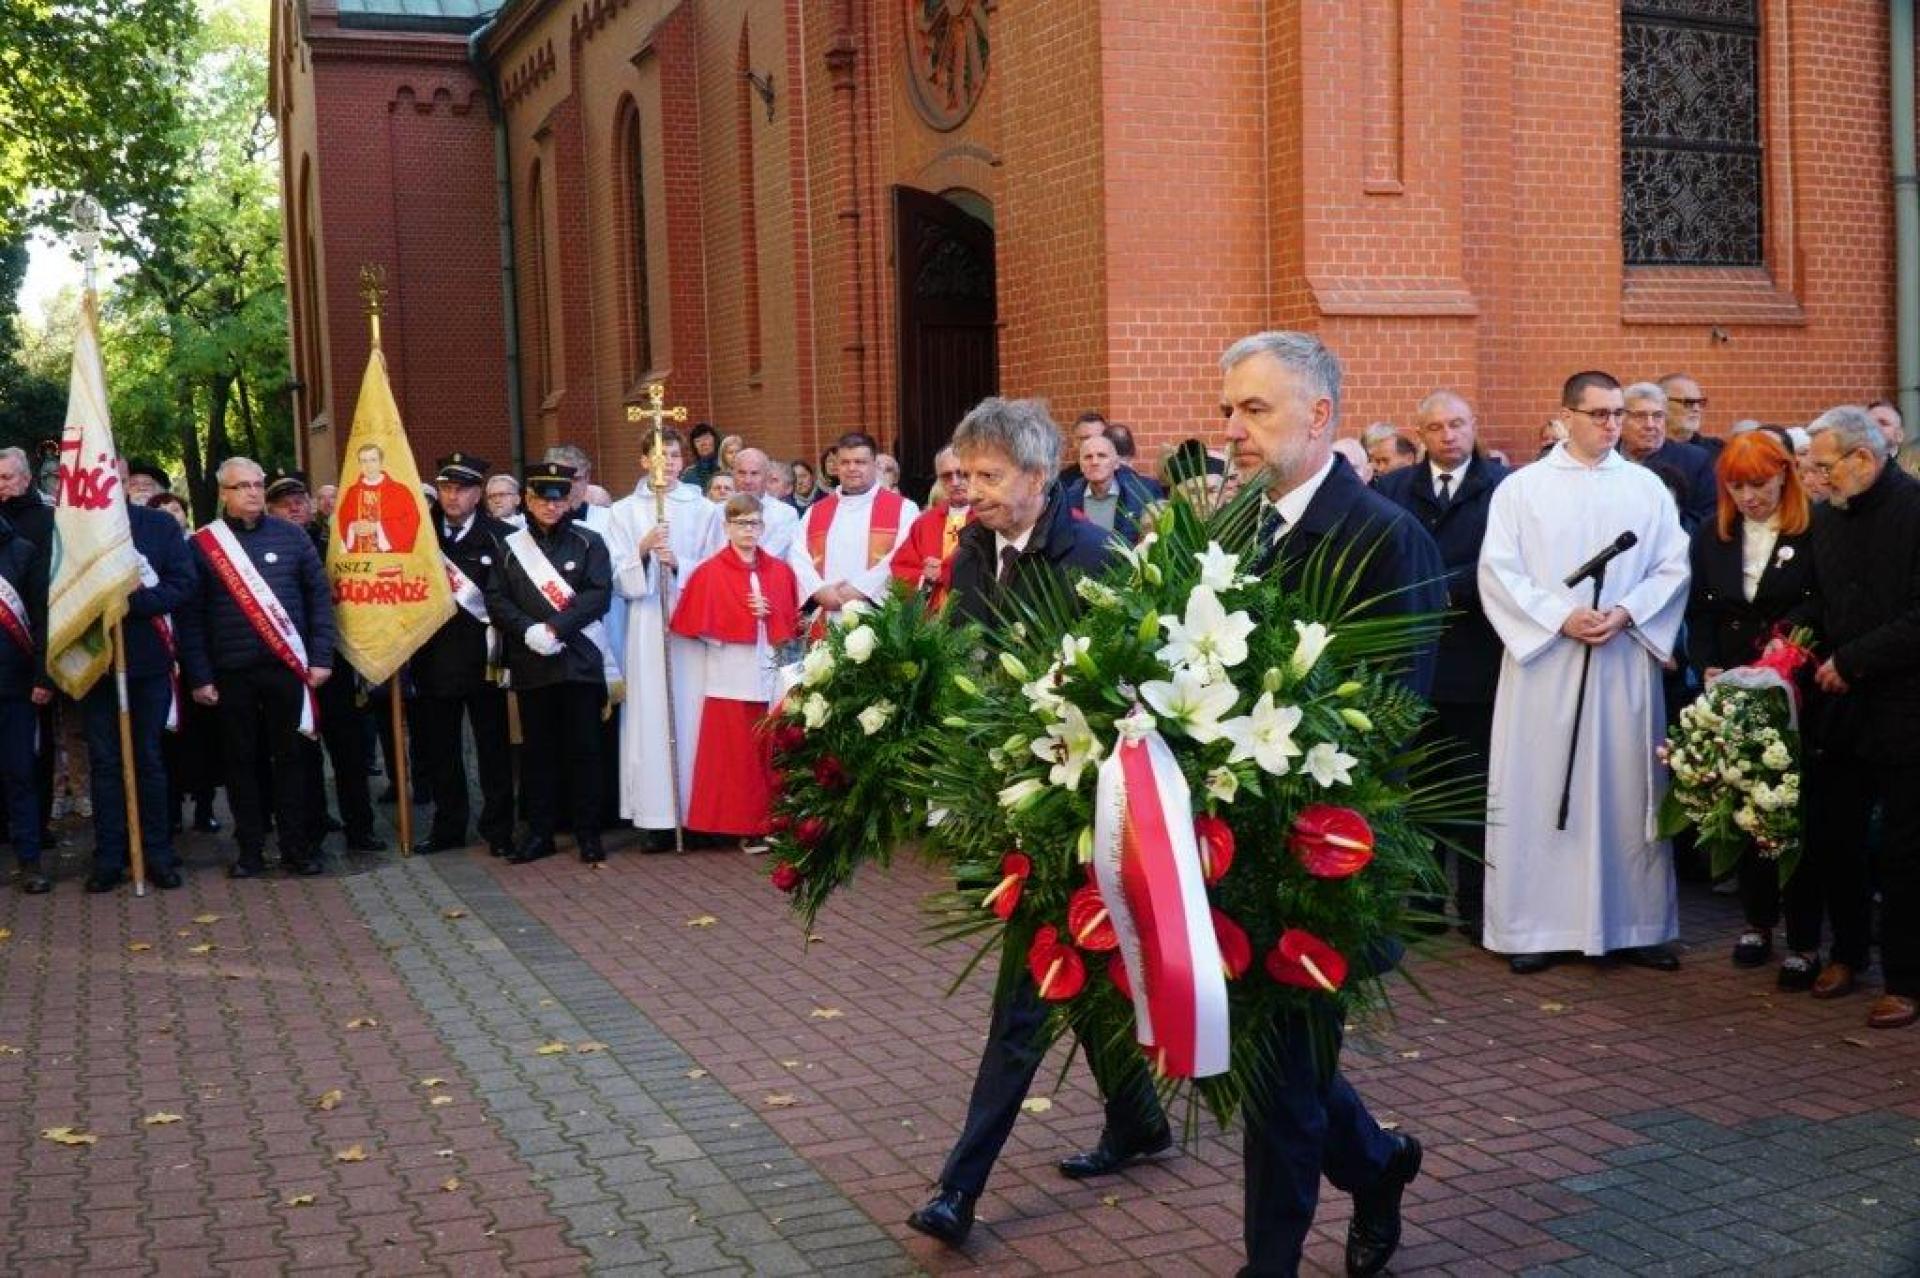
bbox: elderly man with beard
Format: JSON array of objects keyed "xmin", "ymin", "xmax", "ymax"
[{"xmin": 906, "ymin": 398, "xmax": 1170, "ymax": 1250}]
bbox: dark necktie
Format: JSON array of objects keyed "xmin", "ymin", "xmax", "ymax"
[
  {"xmin": 997, "ymin": 544, "xmax": 1020, "ymax": 586},
  {"xmin": 1258, "ymin": 505, "xmax": 1287, "ymax": 548},
  {"xmin": 1435, "ymin": 472, "xmax": 1453, "ymax": 508}
]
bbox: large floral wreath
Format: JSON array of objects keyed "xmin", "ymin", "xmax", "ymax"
[{"xmin": 762, "ymin": 494, "xmax": 1470, "ymax": 1122}]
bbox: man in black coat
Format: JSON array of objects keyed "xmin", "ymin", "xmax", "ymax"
[
  {"xmin": 177, "ymin": 457, "xmax": 338, "ymax": 878},
  {"xmin": 1376, "ymin": 391, "xmax": 1509, "ymax": 942},
  {"xmin": 0, "ymin": 502, "xmax": 52, "ymax": 893},
  {"xmin": 83, "ymin": 466, "xmax": 198, "ymax": 893},
  {"xmin": 0, "ymin": 446, "xmax": 57, "ymax": 844},
  {"xmin": 411, "ymin": 453, "xmax": 516, "ymax": 858},
  {"xmin": 1621, "ymin": 381, "xmax": 1716, "ymax": 532},
  {"xmin": 483, "ymin": 461, "xmax": 612, "ymax": 865},
  {"xmin": 1222, "ymin": 332, "xmax": 1444, "ymax": 1278},
  {"xmin": 1804, "ymin": 406, "xmax": 1920, "ymax": 1031},
  {"xmin": 908, "ymin": 398, "xmax": 1169, "ymax": 1250}
]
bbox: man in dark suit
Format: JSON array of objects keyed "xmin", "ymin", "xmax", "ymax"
[
  {"xmin": 1659, "ymin": 373, "xmax": 1722, "ymax": 461},
  {"xmin": 1622, "ymin": 381, "xmax": 1716, "ymax": 531},
  {"xmin": 1221, "ymin": 331, "xmax": 1445, "ymax": 1278},
  {"xmin": 411, "ymin": 453, "xmax": 516, "ymax": 858},
  {"xmin": 908, "ymin": 397, "xmax": 1169, "ymax": 1249},
  {"xmin": 83, "ymin": 463, "xmax": 199, "ymax": 893},
  {"xmin": 1376, "ymin": 391, "xmax": 1509, "ymax": 943}
]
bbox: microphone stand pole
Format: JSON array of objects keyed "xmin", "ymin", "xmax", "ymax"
[{"xmin": 1556, "ymin": 567, "xmax": 1605, "ymax": 832}]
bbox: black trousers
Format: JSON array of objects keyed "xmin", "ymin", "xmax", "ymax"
[
  {"xmin": 1737, "ymin": 844, "xmax": 1783, "ymax": 932},
  {"xmin": 1799, "ymin": 738, "xmax": 1918, "ymax": 993},
  {"xmin": 414, "ymin": 685, "xmax": 513, "ymax": 848},
  {"xmin": 517, "ymin": 682, "xmax": 605, "ymax": 842},
  {"xmin": 307, "ymin": 672, "xmax": 374, "ymax": 840},
  {"xmin": 1424, "ymin": 698, "xmax": 1492, "ymax": 928},
  {"xmin": 937, "ymin": 972, "xmax": 1164, "ymax": 1198},
  {"xmin": 215, "ymin": 665, "xmax": 311, "ymax": 865}
]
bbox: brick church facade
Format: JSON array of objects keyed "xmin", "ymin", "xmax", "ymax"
[{"xmin": 273, "ymin": 0, "xmax": 1912, "ymax": 494}]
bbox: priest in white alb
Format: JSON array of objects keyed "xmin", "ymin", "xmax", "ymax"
[
  {"xmin": 606, "ymin": 427, "xmax": 719, "ymax": 846},
  {"xmin": 787, "ymin": 431, "xmax": 917, "ymax": 625},
  {"xmin": 1477, "ymin": 370, "xmax": 1692, "ymax": 975}
]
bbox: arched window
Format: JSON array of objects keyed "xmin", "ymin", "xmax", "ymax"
[
  {"xmin": 616, "ymin": 98, "xmax": 655, "ymax": 379},
  {"xmin": 528, "ymin": 159, "xmax": 555, "ymax": 400},
  {"xmin": 736, "ymin": 20, "xmax": 762, "ymax": 374}
]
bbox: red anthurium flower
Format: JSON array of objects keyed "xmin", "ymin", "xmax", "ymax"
[
  {"xmin": 981, "ymin": 853, "xmax": 1031, "ymax": 919},
  {"xmin": 1264, "ymin": 928, "xmax": 1349, "ymax": 993},
  {"xmin": 1027, "ymin": 926, "xmax": 1087, "ymax": 1001},
  {"xmin": 1066, "ymin": 884, "xmax": 1118, "ymax": 951},
  {"xmin": 1211, "ymin": 909, "xmax": 1252, "ymax": 979},
  {"xmin": 1194, "ymin": 814, "xmax": 1235, "ymax": 884},
  {"xmin": 770, "ymin": 863, "xmax": 802, "ymax": 893},
  {"xmin": 811, "ymin": 755, "xmax": 849, "ymax": 791},
  {"xmin": 793, "ymin": 816, "xmax": 828, "ymax": 849},
  {"xmin": 1108, "ymin": 954, "xmax": 1133, "ymax": 1000},
  {"xmin": 1289, "ymin": 805, "xmax": 1375, "ymax": 878}
]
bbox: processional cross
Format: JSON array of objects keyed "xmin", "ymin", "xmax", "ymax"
[
  {"xmin": 358, "ymin": 264, "xmax": 388, "ymax": 348},
  {"xmin": 625, "ymin": 382, "xmax": 689, "ymax": 497},
  {"xmin": 622, "ymin": 380, "xmax": 691, "ymax": 852}
]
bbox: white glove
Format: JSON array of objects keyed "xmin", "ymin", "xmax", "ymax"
[
  {"xmin": 523, "ymin": 623, "xmax": 561, "ymax": 656},
  {"xmin": 137, "ymin": 553, "xmax": 159, "ymax": 588}
]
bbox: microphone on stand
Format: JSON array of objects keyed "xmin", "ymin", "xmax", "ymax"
[{"xmin": 1564, "ymin": 531, "xmax": 1638, "ymax": 589}]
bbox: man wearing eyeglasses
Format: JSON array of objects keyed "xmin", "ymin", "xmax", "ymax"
[
  {"xmin": 1479, "ymin": 370, "xmax": 1692, "ymax": 978},
  {"xmin": 1619, "ymin": 382, "xmax": 1716, "ymax": 532},
  {"xmin": 1658, "ymin": 373, "xmax": 1720, "ymax": 460},
  {"xmin": 888, "ymin": 445, "xmax": 974, "ymax": 611},
  {"xmin": 1803, "ymin": 406, "xmax": 1920, "ymax": 1030}
]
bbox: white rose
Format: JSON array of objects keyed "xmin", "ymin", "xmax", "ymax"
[
  {"xmin": 843, "ymin": 625, "xmax": 878, "ymax": 664},
  {"xmin": 801, "ymin": 692, "xmax": 831, "ymax": 729},
  {"xmin": 838, "ymin": 599, "xmax": 870, "ymax": 621},
  {"xmin": 801, "ymin": 644, "xmax": 836, "ymax": 687},
  {"xmin": 857, "ymin": 700, "xmax": 895, "ymax": 736}
]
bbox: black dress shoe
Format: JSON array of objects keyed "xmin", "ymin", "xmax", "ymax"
[
  {"xmin": 1058, "ymin": 1122, "xmax": 1173, "ymax": 1179},
  {"xmin": 151, "ymin": 868, "xmax": 184, "ymax": 891},
  {"xmin": 1732, "ymin": 930, "xmax": 1773, "ymax": 968},
  {"xmin": 85, "ymin": 869, "xmax": 126, "ymax": 894},
  {"xmin": 1346, "ymin": 1133, "xmax": 1422, "ymax": 1277},
  {"xmin": 1619, "ymin": 945, "xmax": 1680, "ymax": 971},
  {"xmin": 1778, "ymin": 952, "xmax": 1820, "ymax": 992},
  {"xmin": 905, "ymin": 1185, "xmax": 977, "ymax": 1247},
  {"xmin": 412, "ymin": 836, "xmax": 463, "ymax": 855},
  {"xmin": 507, "ymin": 837, "xmax": 557, "ymax": 865},
  {"xmin": 289, "ymin": 857, "xmax": 325, "ymax": 877},
  {"xmin": 578, "ymin": 841, "xmax": 607, "ymax": 864},
  {"xmin": 227, "ymin": 860, "xmax": 266, "ymax": 880},
  {"xmin": 18, "ymin": 871, "xmax": 51, "ymax": 895},
  {"xmin": 344, "ymin": 832, "xmax": 387, "ymax": 853},
  {"xmin": 1508, "ymin": 952, "xmax": 1553, "ymax": 975}
]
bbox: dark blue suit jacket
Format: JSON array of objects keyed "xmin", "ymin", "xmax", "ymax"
[
  {"xmin": 122, "ymin": 504, "xmax": 198, "ymax": 679},
  {"xmin": 1638, "ymin": 440, "xmax": 1717, "ymax": 532},
  {"xmin": 1375, "ymin": 456, "xmax": 1509, "ymax": 703}
]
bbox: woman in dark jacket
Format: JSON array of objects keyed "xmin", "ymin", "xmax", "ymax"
[{"xmin": 1685, "ymin": 431, "xmax": 1816, "ymax": 978}]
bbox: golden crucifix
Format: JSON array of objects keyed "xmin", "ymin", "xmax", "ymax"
[
  {"xmin": 624, "ymin": 381, "xmax": 689, "ymax": 497},
  {"xmin": 622, "ymin": 379, "xmax": 691, "ymax": 851},
  {"xmin": 358, "ymin": 264, "xmax": 388, "ymax": 349}
]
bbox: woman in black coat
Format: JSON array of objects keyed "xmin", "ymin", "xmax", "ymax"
[{"xmin": 1685, "ymin": 430, "xmax": 1817, "ymax": 978}]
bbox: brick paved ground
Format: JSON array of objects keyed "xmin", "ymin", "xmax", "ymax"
[{"xmin": 4, "ymin": 801, "xmax": 1918, "ymax": 1275}]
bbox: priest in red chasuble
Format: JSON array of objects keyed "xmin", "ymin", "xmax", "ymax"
[
  {"xmin": 670, "ymin": 493, "xmax": 801, "ymax": 844},
  {"xmin": 339, "ymin": 442, "xmax": 422, "ymax": 554}
]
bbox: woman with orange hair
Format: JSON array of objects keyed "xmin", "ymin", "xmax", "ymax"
[{"xmin": 1686, "ymin": 430, "xmax": 1819, "ymax": 977}]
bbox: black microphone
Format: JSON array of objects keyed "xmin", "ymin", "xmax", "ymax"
[{"xmin": 1563, "ymin": 531, "xmax": 1638, "ymax": 588}]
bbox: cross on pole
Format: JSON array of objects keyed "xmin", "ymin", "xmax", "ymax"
[
  {"xmin": 625, "ymin": 381, "xmax": 689, "ymax": 495},
  {"xmin": 358, "ymin": 264, "xmax": 388, "ymax": 349}
]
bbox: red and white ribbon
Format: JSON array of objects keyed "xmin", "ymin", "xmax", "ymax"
[
  {"xmin": 0, "ymin": 573, "xmax": 33, "ymax": 658},
  {"xmin": 195, "ymin": 522, "xmax": 319, "ymax": 737},
  {"xmin": 1091, "ymin": 728, "xmax": 1230, "ymax": 1079}
]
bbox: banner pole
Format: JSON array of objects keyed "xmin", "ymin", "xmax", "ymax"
[
  {"xmin": 113, "ymin": 620, "xmax": 146, "ymax": 896},
  {"xmin": 392, "ymin": 681, "xmax": 412, "ymax": 855}
]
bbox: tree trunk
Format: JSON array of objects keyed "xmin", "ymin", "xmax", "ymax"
[
  {"xmin": 198, "ymin": 372, "xmax": 233, "ymax": 522},
  {"xmin": 176, "ymin": 379, "xmax": 210, "ymax": 523},
  {"xmin": 234, "ymin": 365, "xmax": 262, "ymax": 461}
]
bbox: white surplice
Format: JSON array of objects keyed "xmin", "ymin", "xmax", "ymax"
[
  {"xmin": 607, "ymin": 483, "xmax": 719, "ymax": 828},
  {"xmin": 752, "ymin": 494, "xmax": 800, "ymax": 561},
  {"xmin": 785, "ymin": 485, "xmax": 918, "ymax": 609},
  {"xmin": 1476, "ymin": 443, "xmax": 1692, "ymax": 955}
]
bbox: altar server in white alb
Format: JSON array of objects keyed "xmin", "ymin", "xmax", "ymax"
[
  {"xmin": 606, "ymin": 427, "xmax": 718, "ymax": 848},
  {"xmin": 1477, "ymin": 370, "xmax": 1692, "ymax": 975},
  {"xmin": 787, "ymin": 431, "xmax": 917, "ymax": 626}
]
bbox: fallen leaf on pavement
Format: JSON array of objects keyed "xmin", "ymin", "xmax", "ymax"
[
  {"xmin": 686, "ymin": 915, "xmax": 718, "ymax": 928},
  {"xmin": 313, "ymin": 1090, "xmax": 344, "ymax": 1111},
  {"xmin": 41, "ymin": 1127, "xmax": 97, "ymax": 1146},
  {"xmin": 762, "ymin": 1094, "xmax": 798, "ymax": 1108},
  {"xmin": 441, "ymin": 1177, "xmax": 461, "ymax": 1192},
  {"xmin": 0, "ymin": 1044, "xmax": 22, "ymax": 1056},
  {"xmin": 574, "ymin": 1041, "xmax": 607, "ymax": 1054},
  {"xmin": 805, "ymin": 934, "xmax": 824, "ymax": 944},
  {"xmin": 808, "ymin": 1007, "xmax": 843, "ymax": 1021},
  {"xmin": 345, "ymin": 1017, "xmax": 379, "ymax": 1030},
  {"xmin": 283, "ymin": 1193, "xmax": 315, "ymax": 1207},
  {"xmin": 780, "ymin": 1060, "xmax": 802, "ymax": 1068},
  {"xmin": 142, "ymin": 1113, "xmax": 184, "ymax": 1126},
  {"xmin": 686, "ymin": 1068, "xmax": 708, "ymax": 1079},
  {"xmin": 0, "ymin": 927, "xmax": 11, "ymax": 941},
  {"xmin": 441, "ymin": 908, "xmax": 468, "ymax": 920},
  {"xmin": 1842, "ymin": 1036, "xmax": 1875, "ymax": 1049},
  {"xmin": 186, "ymin": 943, "xmax": 216, "ymax": 955},
  {"xmin": 1380, "ymin": 1120, "xmax": 1401, "ymax": 1131},
  {"xmin": 534, "ymin": 1042, "xmax": 568, "ymax": 1056},
  {"xmin": 1538, "ymin": 1001, "xmax": 1568, "ymax": 1014},
  {"xmin": 429, "ymin": 1096, "xmax": 454, "ymax": 1107},
  {"xmin": 192, "ymin": 913, "xmax": 222, "ymax": 925},
  {"xmin": 335, "ymin": 1145, "xmax": 367, "ymax": 1163},
  {"xmin": 1100, "ymin": 1194, "xmax": 1119, "ymax": 1207},
  {"xmin": 1020, "ymin": 1097, "xmax": 1052, "ymax": 1115},
  {"xmin": 419, "ymin": 1078, "xmax": 446, "ymax": 1089},
  {"xmin": 128, "ymin": 942, "xmax": 153, "ymax": 953},
  {"xmin": 1398, "ymin": 1050, "xmax": 1422, "ymax": 1060}
]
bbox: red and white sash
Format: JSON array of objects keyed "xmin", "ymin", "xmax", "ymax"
[
  {"xmin": 804, "ymin": 488, "xmax": 906, "ymax": 575},
  {"xmin": 137, "ymin": 555, "xmax": 181, "ymax": 731},
  {"xmin": 1091, "ymin": 729, "xmax": 1230, "ymax": 1079},
  {"xmin": 0, "ymin": 573, "xmax": 33, "ymax": 658},
  {"xmin": 194, "ymin": 522, "xmax": 319, "ymax": 737},
  {"xmin": 442, "ymin": 551, "xmax": 503, "ymax": 686},
  {"xmin": 503, "ymin": 528, "xmax": 622, "ymax": 693}
]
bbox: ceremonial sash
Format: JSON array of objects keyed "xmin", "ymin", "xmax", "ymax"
[
  {"xmin": 0, "ymin": 573, "xmax": 33, "ymax": 658},
  {"xmin": 804, "ymin": 488, "xmax": 906, "ymax": 576},
  {"xmin": 1091, "ymin": 729, "xmax": 1231, "ymax": 1079},
  {"xmin": 194, "ymin": 522, "xmax": 320, "ymax": 737},
  {"xmin": 503, "ymin": 528, "xmax": 623, "ymax": 698},
  {"xmin": 442, "ymin": 550, "xmax": 503, "ymax": 687},
  {"xmin": 137, "ymin": 555, "xmax": 181, "ymax": 732}
]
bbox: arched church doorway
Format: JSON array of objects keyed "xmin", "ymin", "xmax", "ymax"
[{"xmin": 892, "ymin": 185, "xmax": 998, "ymax": 502}]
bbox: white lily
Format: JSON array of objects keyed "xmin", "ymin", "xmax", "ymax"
[
  {"xmin": 1139, "ymin": 667, "xmax": 1239, "ymax": 743},
  {"xmin": 1114, "ymin": 706, "xmax": 1157, "ymax": 742},
  {"xmin": 1205, "ymin": 767, "xmax": 1240, "ymax": 805},
  {"xmin": 801, "ymin": 692, "xmax": 831, "ymax": 729},
  {"xmin": 1219, "ymin": 692, "xmax": 1305, "ymax": 776},
  {"xmin": 1022, "ymin": 664, "xmax": 1068, "ymax": 718},
  {"xmin": 1075, "ymin": 577, "xmax": 1122, "ymax": 609},
  {"xmin": 857, "ymin": 700, "xmax": 895, "ymax": 736},
  {"xmin": 1302, "ymin": 742, "xmax": 1358, "ymax": 788},
  {"xmin": 1156, "ymin": 585, "xmax": 1254, "ymax": 682},
  {"xmin": 1115, "ymin": 531, "xmax": 1160, "ymax": 581},
  {"xmin": 1288, "ymin": 620, "xmax": 1334, "ymax": 679},
  {"xmin": 843, "ymin": 625, "xmax": 878, "ymax": 664},
  {"xmin": 1030, "ymin": 702, "xmax": 1105, "ymax": 790},
  {"xmin": 998, "ymin": 777, "xmax": 1047, "ymax": 810},
  {"xmin": 1194, "ymin": 541, "xmax": 1244, "ymax": 592},
  {"xmin": 800, "ymin": 644, "xmax": 836, "ymax": 687}
]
